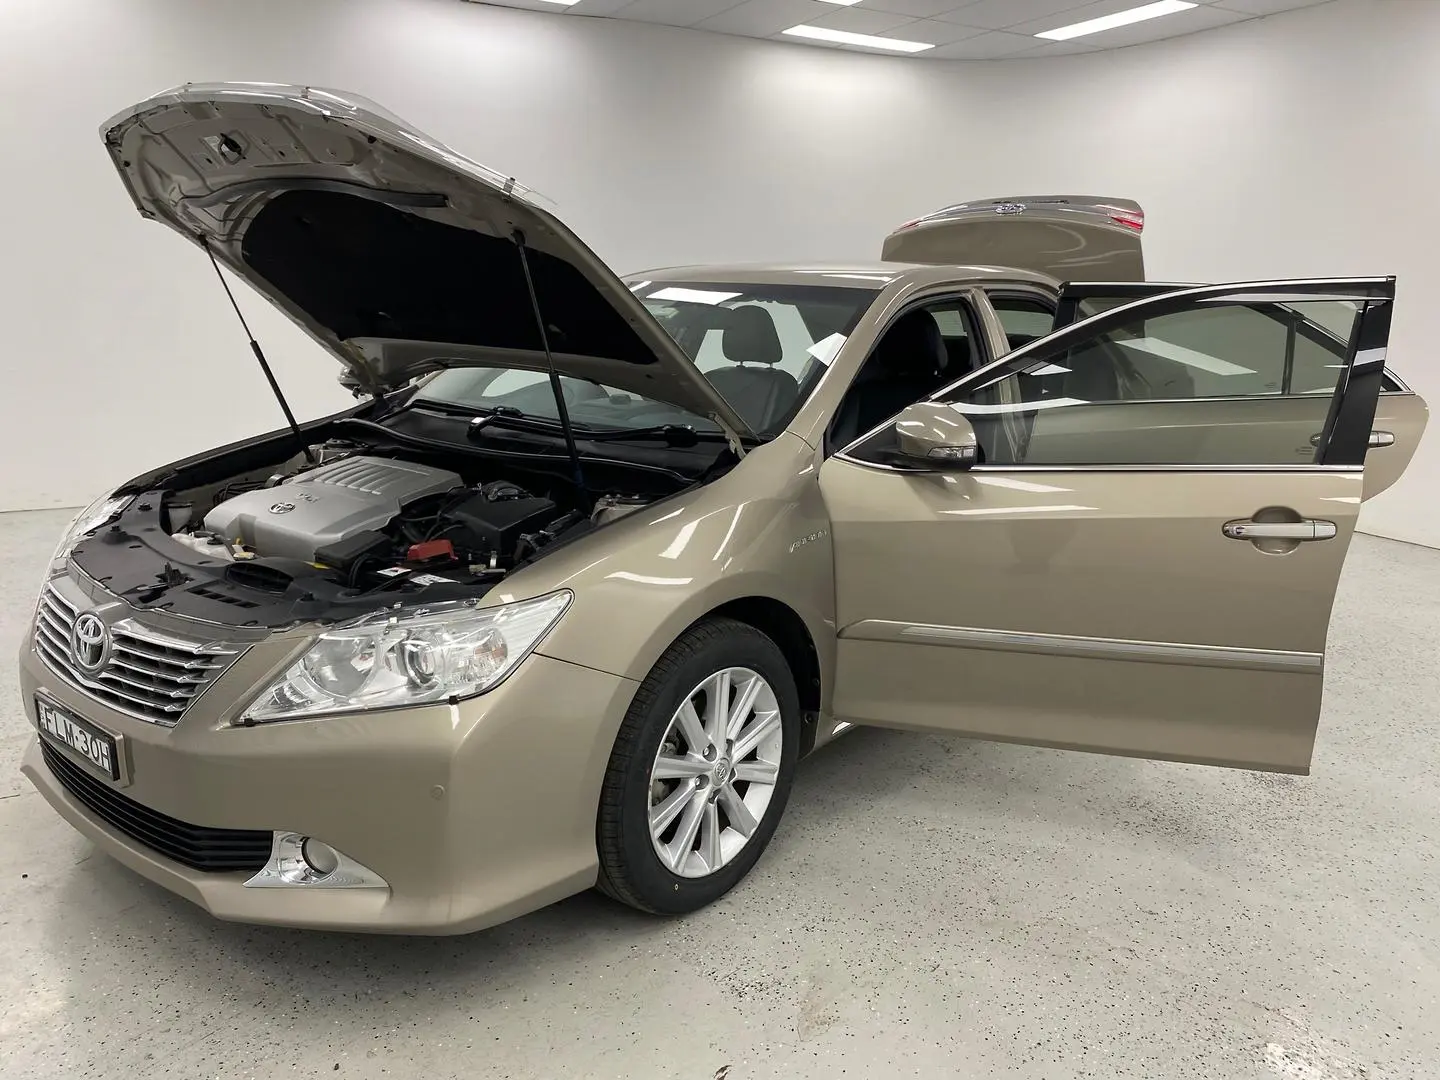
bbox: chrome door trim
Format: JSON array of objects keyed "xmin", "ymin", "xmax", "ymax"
[
  {"xmin": 830, "ymin": 449, "xmax": 1364, "ymax": 476},
  {"xmin": 840, "ymin": 620, "xmax": 1323, "ymax": 673}
]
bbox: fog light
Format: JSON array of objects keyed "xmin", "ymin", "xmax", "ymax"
[
  {"xmin": 302, "ymin": 839, "xmax": 340, "ymax": 876},
  {"xmin": 244, "ymin": 832, "xmax": 388, "ymax": 890}
]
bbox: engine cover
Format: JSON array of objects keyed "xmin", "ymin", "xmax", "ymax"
[{"xmin": 202, "ymin": 456, "xmax": 462, "ymax": 562}]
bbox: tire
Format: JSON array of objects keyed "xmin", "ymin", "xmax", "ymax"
[{"xmin": 596, "ymin": 617, "xmax": 799, "ymax": 915}]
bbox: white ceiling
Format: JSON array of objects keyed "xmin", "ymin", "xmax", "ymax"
[{"xmin": 470, "ymin": 0, "xmax": 1331, "ymax": 58}]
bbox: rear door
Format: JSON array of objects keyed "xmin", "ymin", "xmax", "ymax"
[
  {"xmin": 820, "ymin": 278, "xmax": 1395, "ymax": 774},
  {"xmin": 882, "ymin": 196, "xmax": 1146, "ymax": 281},
  {"xmin": 1047, "ymin": 282, "xmax": 1428, "ymax": 496}
]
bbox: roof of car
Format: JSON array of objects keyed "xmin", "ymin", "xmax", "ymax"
[{"xmin": 626, "ymin": 261, "xmax": 1061, "ymax": 291}]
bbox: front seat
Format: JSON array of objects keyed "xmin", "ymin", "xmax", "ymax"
[
  {"xmin": 831, "ymin": 308, "xmax": 949, "ymax": 448},
  {"xmin": 704, "ymin": 306, "xmax": 799, "ymax": 433}
]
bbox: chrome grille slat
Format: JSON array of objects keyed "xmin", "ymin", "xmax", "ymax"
[
  {"xmin": 109, "ymin": 636, "xmax": 226, "ymax": 670},
  {"xmin": 107, "ymin": 654, "xmax": 210, "ymax": 683},
  {"xmin": 35, "ymin": 616, "xmax": 70, "ymax": 654},
  {"xmin": 33, "ymin": 582, "xmax": 244, "ymax": 726}
]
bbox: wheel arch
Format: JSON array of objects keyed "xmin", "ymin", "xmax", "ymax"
[{"xmin": 692, "ymin": 596, "xmax": 823, "ymax": 757}]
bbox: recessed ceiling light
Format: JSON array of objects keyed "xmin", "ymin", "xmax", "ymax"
[
  {"xmin": 782, "ymin": 24, "xmax": 935, "ymax": 53},
  {"xmin": 1035, "ymin": 0, "xmax": 1196, "ymax": 41}
]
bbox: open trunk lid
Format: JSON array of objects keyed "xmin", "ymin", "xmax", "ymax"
[
  {"xmin": 101, "ymin": 82, "xmax": 756, "ymax": 443},
  {"xmin": 881, "ymin": 195, "xmax": 1146, "ymax": 282}
]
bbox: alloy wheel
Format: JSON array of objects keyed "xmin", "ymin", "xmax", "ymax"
[{"xmin": 646, "ymin": 666, "xmax": 783, "ymax": 879}]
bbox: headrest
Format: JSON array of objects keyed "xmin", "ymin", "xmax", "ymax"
[
  {"xmin": 871, "ymin": 309, "xmax": 946, "ymax": 379},
  {"xmin": 722, "ymin": 305, "xmax": 783, "ymax": 366}
]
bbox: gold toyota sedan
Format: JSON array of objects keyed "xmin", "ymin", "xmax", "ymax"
[{"xmin": 19, "ymin": 83, "xmax": 1428, "ymax": 934}]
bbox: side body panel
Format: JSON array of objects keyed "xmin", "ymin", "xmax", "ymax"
[
  {"xmin": 514, "ymin": 432, "xmax": 841, "ymax": 740},
  {"xmin": 820, "ymin": 463, "xmax": 1363, "ymax": 772},
  {"xmin": 1363, "ymin": 390, "xmax": 1429, "ymax": 498}
]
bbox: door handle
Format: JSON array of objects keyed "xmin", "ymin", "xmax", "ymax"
[
  {"xmin": 1309, "ymin": 430, "xmax": 1394, "ymax": 448},
  {"xmin": 1222, "ymin": 519, "xmax": 1338, "ymax": 542}
]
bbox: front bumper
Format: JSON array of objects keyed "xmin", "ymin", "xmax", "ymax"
[{"xmin": 19, "ymin": 641, "xmax": 639, "ymax": 934}]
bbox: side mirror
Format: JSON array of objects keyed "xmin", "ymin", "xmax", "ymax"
[{"xmin": 894, "ymin": 402, "xmax": 979, "ymax": 469}]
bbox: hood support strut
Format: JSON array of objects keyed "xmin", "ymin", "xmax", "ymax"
[
  {"xmin": 512, "ymin": 228, "xmax": 590, "ymax": 506},
  {"xmin": 205, "ymin": 243, "xmax": 315, "ymax": 465}
]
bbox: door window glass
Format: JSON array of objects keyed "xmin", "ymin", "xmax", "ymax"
[
  {"xmin": 828, "ymin": 296, "xmax": 983, "ymax": 450},
  {"xmin": 939, "ymin": 299, "xmax": 1364, "ymax": 467},
  {"xmin": 989, "ymin": 296, "xmax": 1054, "ymax": 350}
]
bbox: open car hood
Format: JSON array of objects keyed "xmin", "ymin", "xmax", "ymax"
[
  {"xmin": 882, "ymin": 195, "xmax": 1146, "ymax": 282},
  {"xmin": 102, "ymin": 83, "xmax": 755, "ymax": 444}
]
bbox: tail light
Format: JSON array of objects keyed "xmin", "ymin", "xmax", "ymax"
[{"xmin": 1108, "ymin": 209, "xmax": 1145, "ymax": 232}]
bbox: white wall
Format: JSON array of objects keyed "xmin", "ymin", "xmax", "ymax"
[{"xmin": 1, "ymin": 0, "xmax": 1437, "ymax": 544}]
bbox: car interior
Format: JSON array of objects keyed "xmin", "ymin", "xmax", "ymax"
[
  {"xmin": 828, "ymin": 300, "xmax": 981, "ymax": 450},
  {"xmin": 702, "ymin": 305, "xmax": 802, "ymax": 434}
]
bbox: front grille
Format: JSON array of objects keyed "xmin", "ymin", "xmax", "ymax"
[
  {"xmin": 33, "ymin": 583, "xmax": 243, "ymax": 726},
  {"xmin": 41, "ymin": 742, "xmax": 273, "ymax": 872}
]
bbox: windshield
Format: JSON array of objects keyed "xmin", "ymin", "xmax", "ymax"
[{"xmin": 412, "ymin": 281, "xmax": 875, "ymax": 437}]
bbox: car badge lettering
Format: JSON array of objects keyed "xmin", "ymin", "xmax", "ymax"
[
  {"xmin": 269, "ymin": 502, "xmax": 296, "ymax": 515},
  {"xmin": 993, "ymin": 202, "xmax": 1026, "ymax": 216},
  {"xmin": 70, "ymin": 612, "xmax": 110, "ymax": 674}
]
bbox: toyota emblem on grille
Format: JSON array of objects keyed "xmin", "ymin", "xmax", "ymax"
[
  {"xmin": 269, "ymin": 502, "xmax": 296, "ymax": 514},
  {"xmin": 70, "ymin": 612, "xmax": 110, "ymax": 674}
]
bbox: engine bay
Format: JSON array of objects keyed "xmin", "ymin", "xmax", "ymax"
[{"xmin": 69, "ymin": 445, "xmax": 655, "ymax": 629}]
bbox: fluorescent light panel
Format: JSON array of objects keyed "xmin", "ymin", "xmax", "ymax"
[
  {"xmin": 1036, "ymin": 0, "xmax": 1196, "ymax": 41},
  {"xmin": 782, "ymin": 24, "xmax": 934, "ymax": 53}
]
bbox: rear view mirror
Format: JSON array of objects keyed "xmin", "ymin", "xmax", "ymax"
[{"xmin": 894, "ymin": 402, "xmax": 979, "ymax": 469}]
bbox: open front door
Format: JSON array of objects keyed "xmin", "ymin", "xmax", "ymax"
[{"xmin": 820, "ymin": 278, "xmax": 1397, "ymax": 774}]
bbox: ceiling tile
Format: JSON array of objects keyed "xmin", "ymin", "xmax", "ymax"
[
  {"xmin": 1023, "ymin": 36, "xmax": 1105, "ymax": 55},
  {"xmin": 1012, "ymin": 0, "xmax": 1250, "ymax": 43},
  {"xmin": 611, "ymin": 0, "xmax": 743, "ymax": 26},
  {"xmin": 470, "ymin": 0, "xmax": 602, "ymax": 13},
  {"xmin": 864, "ymin": 0, "xmax": 978, "ymax": 17},
  {"xmin": 693, "ymin": 0, "xmax": 832, "ymax": 36},
  {"xmin": 565, "ymin": 0, "xmax": 641, "ymax": 13},
  {"xmin": 924, "ymin": 29, "xmax": 1047, "ymax": 57},
  {"xmin": 807, "ymin": 5, "xmax": 919, "ymax": 33},
  {"xmin": 934, "ymin": 0, "xmax": 1094, "ymax": 30},
  {"xmin": 881, "ymin": 16, "xmax": 987, "ymax": 44},
  {"xmin": 1211, "ymin": 0, "xmax": 1328, "ymax": 14}
]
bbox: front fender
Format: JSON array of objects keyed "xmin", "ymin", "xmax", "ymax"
[{"xmin": 510, "ymin": 435, "xmax": 837, "ymax": 709}]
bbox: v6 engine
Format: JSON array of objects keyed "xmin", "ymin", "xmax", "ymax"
[{"xmin": 202, "ymin": 456, "xmax": 462, "ymax": 563}]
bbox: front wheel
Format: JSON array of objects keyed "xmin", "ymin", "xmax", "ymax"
[{"xmin": 596, "ymin": 618, "xmax": 799, "ymax": 914}]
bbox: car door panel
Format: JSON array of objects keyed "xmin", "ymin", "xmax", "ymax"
[
  {"xmin": 1365, "ymin": 391, "xmax": 1429, "ymax": 498},
  {"xmin": 824, "ymin": 463, "xmax": 1360, "ymax": 772},
  {"xmin": 821, "ymin": 278, "xmax": 1397, "ymax": 775}
]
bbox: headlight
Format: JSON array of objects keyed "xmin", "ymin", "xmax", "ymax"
[
  {"xmin": 46, "ymin": 491, "xmax": 133, "ymax": 580},
  {"xmin": 241, "ymin": 590, "xmax": 573, "ymax": 723}
]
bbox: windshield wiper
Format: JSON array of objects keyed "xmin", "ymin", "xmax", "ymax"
[
  {"xmin": 463, "ymin": 406, "xmax": 581, "ymax": 441},
  {"xmin": 586, "ymin": 425, "xmax": 717, "ymax": 447},
  {"xmin": 465, "ymin": 410, "xmax": 714, "ymax": 449}
]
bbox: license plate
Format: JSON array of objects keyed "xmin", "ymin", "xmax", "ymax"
[{"xmin": 36, "ymin": 696, "xmax": 120, "ymax": 781}]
